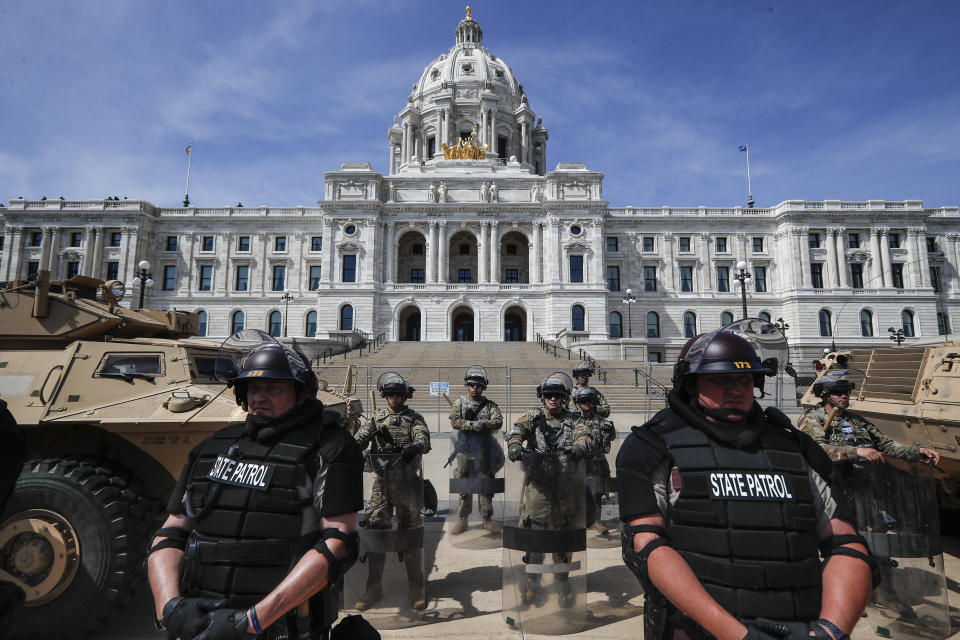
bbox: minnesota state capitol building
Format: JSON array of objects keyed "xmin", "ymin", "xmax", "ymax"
[{"xmin": 2, "ymin": 8, "xmax": 959, "ymax": 364}]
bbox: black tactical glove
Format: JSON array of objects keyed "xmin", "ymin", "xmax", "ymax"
[
  {"xmin": 161, "ymin": 596, "xmax": 227, "ymax": 640},
  {"xmin": 401, "ymin": 444, "xmax": 421, "ymax": 462},
  {"xmin": 742, "ymin": 623, "xmax": 785, "ymax": 640},
  {"xmin": 748, "ymin": 618, "xmax": 824, "ymax": 640},
  {"xmin": 563, "ymin": 443, "xmax": 587, "ymax": 461},
  {"xmin": 195, "ymin": 608, "xmax": 257, "ymax": 640},
  {"xmin": 507, "ymin": 443, "xmax": 523, "ymax": 462}
]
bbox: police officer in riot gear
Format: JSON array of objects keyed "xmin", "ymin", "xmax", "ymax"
[
  {"xmin": 353, "ymin": 372, "xmax": 430, "ymax": 611},
  {"xmin": 571, "ymin": 386, "xmax": 616, "ymax": 535},
  {"xmin": 571, "ymin": 360, "xmax": 611, "ymax": 418},
  {"xmin": 617, "ymin": 323, "xmax": 876, "ymax": 640},
  {"xmin": 449, "ymin": 365, "xmax": 504, "ymax": 535},
  {"xmin": 507, "ymin": 372, "xmax": 591, "ymax": 608},
  {"xmin": 148, "ymin": 336, "xmax": 364, "ymax": 640}
]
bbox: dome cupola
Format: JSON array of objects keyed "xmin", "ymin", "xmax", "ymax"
[{"xmin": 455, "ymin": 6, "xmax": 483, "ymax": 46}]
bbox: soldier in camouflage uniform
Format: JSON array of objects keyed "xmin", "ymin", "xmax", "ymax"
[
  {"xmin": 353, "ymin": 372, "xmax": 431, "ymax": 611},
  {"xmin": 507, "ymin": 372, "xmax": 591, "ymax": 607},
  {"xmin": 449, "ymin": 365, "xmax": 504, "ymax": 535},
  {"xmin": 571, "ymin": 386, "xmax": 617, "ymax": 535},
  {"xmin": 571, "ymin": 360, "xmax": 611, "ymax": 418}
]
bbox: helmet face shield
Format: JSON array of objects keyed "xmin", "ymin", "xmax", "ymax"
[
  {"xmin": 377, "ymin": 371, "xmax": 413, "ymax": 398},
  {"xmin": 813, "ymin": 368, "xmax": 865, "ymax": 399},
  {"xmin": 571, "ymin": 386, "xmax": 599, "ymax": 404},
  {"xmin": 537, "ymin": 371, "xmax": 573, "ymax": 398},
  {"xmin": 216, "ymin": 329, "xmax": 318, "ymax": 405}
]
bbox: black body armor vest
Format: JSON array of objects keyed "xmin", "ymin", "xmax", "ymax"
[{"xmin": 652, "ymin": 409, "xmax": 823, "ymax": 623}]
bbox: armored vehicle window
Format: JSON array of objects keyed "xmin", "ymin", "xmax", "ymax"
[
  {"xmin": 96, "ymin": 353, "xmax": 164, "ymax": 380},
  {"xmin": 193, "ymin": 355, "xmax": 234, "ymax": 380}
]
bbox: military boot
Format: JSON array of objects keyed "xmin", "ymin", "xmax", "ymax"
[
  {"xmin": 405, "ymin": 548, "xmax": 426, "ymax": 611},
  {"xmin": 557, "ymin": 579, "xmax": 574, "ymax": 608},
  {"xmin": 592, "ymin": 521, "xmax": 610, "ymax": 535},
  {"xmin": 450, "ymin": 518, "xmax": 468, "ymax": 535},
  {"xmin": 522, "ymin": 577, "xmax": 540, "ymax": 605},
  {"xmin": 482, "ymin": 518, "xmax": 500, "ymax": 534},
  {"xmin": 354, "ymin": 552, "xmax": 385, "ymax": 611}
]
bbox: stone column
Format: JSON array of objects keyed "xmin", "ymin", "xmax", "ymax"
[
  {"xmin": 911, "ymin": 227, "xmax": 929, "ymax": 288},
  {"xmin": 869, "ymin": 229, "xmax": 884, "ymax": 286},
  {"xmin": 183, "ymin": 233, "xmax": 195, "ymax": 291},
  {"xmin": 426, "ymin": 222, "xmax": 437, "ymax": 283},
  {"xmin": 257, "ymin": 232, "xmax": 268, "ymax": 293},
  {"xmin": 437, "ymin": 221, "xmax": 447, "ymax": 283},
  {"xmin": 835, "ymin": 228, "xmax": 849, "ymax": 288},
  {"xmin": 796, "ymin": 228, "xmax": 811, "ymax": 288},
  {"xmin": 1, "ymin": 227, "xmax": 18, "ymax": 280},
  {"xmin": 530, "ymin": 224, "xmax": 541, "ymax": 284},
  {"xmin": 481, "ymin": 109, "xmax": 488, "ymax": 146},
  {"xmin": 219, "ymin": 232, "xmax": 231, "ymax": 294},
  {"xmin": 322, "ymin": 221, "xmax": 335, "ymax": 284},
  {"xmin": 490, "ymin": 109, "xmax": 497, "ymax": 157},
  {"xmin": 879, "ymin": 228, "xmax": 893, "ymax": 287},
  {"xmin": 521, "ymin": 121, "xmax": 528, "ymax": 164},
  {"xmin": 121, "ymin": 226, "xmax": 138, "ymax": 284},
  {"xmin": 700, "ymin": 232, "xmax": 713, "ymax": 292},
  {"xmin": 490, "ymin": 221, "xmax": 500, "ymax": 284},
  {"xmin": 81, "ymin": 226, "xmax": 94, "ymax": 276},
  {"xmin": 951, "ymin": 234, "xmax": 960, "ymax": 291},
  {"xmin": 664, "ymin": 233, "xmax": 676, "ymax": 291},
  {"xmin": 478, "ymin": 222, "xmax": 489, "ymax": 283},
  {"xmin": 39, "ymin": 227, "xmax": 52, "ymax": 272},
  {"xmin": 824, "ymin": 229, "xmax": 838, "ymax": 288},
  {"xmin": 403, "ymin": 122, "xmax": 410, "ymax": 163},
  {"xmin": 548, "ymin": 218, "xmax": 562, "ymax": 283},
  {"xmin": 91, "ymin": 227, "xmax": 104, "ymax": 278}
]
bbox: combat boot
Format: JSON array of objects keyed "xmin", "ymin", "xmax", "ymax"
[
  {"xmin": 592, "ymin": 521, "xmax": 610, "ymax": 535},
  {"xmin": 557, "ymin": 580, "xmax": 574, "ymax": 608},
  {"xmin": 482, "ymin": 518, "xmax": 500, "ymax": 534},
  {"xmin": 450, "ymin": 518, "xmax": 468, "ymax": 535},
  {"xmin": 522, "ymin": 577, "xmax": 540, "ymax": 604},
  {"xmin": 354, "ymin": 552, "xmax": 385, "ymax": 611},
  {"xmin": 404, "ymin": 548, "xmax": 427, "ymax": 611}
]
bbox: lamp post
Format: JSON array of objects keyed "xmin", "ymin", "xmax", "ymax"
[
  {"xmin": 888, "ymin": 326, "xmax": 905, "ymax": 346},
  {"xmin": 621, "ymin": 287, "xmax": 637, "ymax": 338},
  {"xmin": 281, "ymin": 289, "xmax": 294, "ymax": 338},
  {"xmin": 131, "ymin": 260, "xmax": 153, "ymax": 310},
  {"xmin": 732, "ymin": 261, "xmax": 752, "ymax": 319}
]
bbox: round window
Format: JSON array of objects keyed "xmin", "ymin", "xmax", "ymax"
[
  {"xmin": 345, "ymin": 224, "xmax": 356, "ymax": 235},
  {"xmin": 570, "ymin": 225, "xmax": 582, "ymax": 236}
]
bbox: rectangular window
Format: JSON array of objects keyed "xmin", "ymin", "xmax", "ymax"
[
  {"xmin": 199, "ymin": 265, "xmax": 213, "ymax": 291},
  {"xmin": 272, "ymin": 265, "xmax": 286, "ymax": 290},
  {"xmin": 926, "ymin": 237, "xmax": 938, "ymax": 252},
  {"xmin": 235, "ymin": 265, "xmax": 249, "ymax": 291},
  {"xmin": 458, "ymin": 268, "xmax": 471, "ymax": 283},
  {"xmin": 106, "ymin": 261, "xmax": 119, "ymax": 280},
  {"xmin": 811, "ymin": 263, "xmax": 824, "ymax": 289},
  {"xmin": 26, "ymin": 261, "xmax": 39, "ymax": 278},
  {"xmin": 888, "ymin": 233, "xmax": 900, "ymax": 249},
  {"xmin": 891, "ymin": 263, "xmax": 904, "ymax": 288},
  {"xmin": 70, "ymin": 231, "xmax": 83, "ymax": 247},
  {"xmin": 201, "ymin": 236, "xmax": 214, "ymax": 252},
  {"xmin": 274, "ymin": 236, "xmax": 287, "ymax": 252},
  {"xmin": 848, "ymin": 233, "xmax": 860, "ymax": 249},
  {"xmin": 606, "ymin": 265, "xmax": 620, "ymax": 291},
  {"xmin": 678, "ymin": 236, "xmax": 691, "ymax": 252},
  {"xmin": 643, "ymin": 236, "xmax": 655, "ymax": 252},
  {"xmin": 606, "ymin": 236, "xmax": 619, "ymax": 252},
  {"xmin": 569, "ymin": 255, "xmax": 584, "ymax": 283},
  {"xmin": 165, "ymin": 236, "xmax": 178, "ymax": 251},
  {"xmin": 752, "ymin": 236, "xmax": 764, "ymax": 253},
  {"xmin": 311, "ymin": 236, "xmax": 322, "ymax": 251},
  {"xmin": 309, "ymin": 266, "xmax": 322, "ymax": 290},
  {"xmin": 715, "ymin": 237, "xmax": 727, "ymax": 253},
  {"xmin": 162, "ymin": 265, "xmax": 177, "ymax": 291},
  {"xmin": 109, "ymin": 231, "xmax": 122, "ymax": 247},
  {"xmin": 410, "ymin": 268, "xmax": 425, "ymax": 283},
  {"xmin": 850, "ymin": 263, "xmax": 864, "ymax": 289},
  {"xmin": 238, "ymin": 236, "xmax": 251, "ymax": 252},
  {"xmin": 644, "ymin": 266, "xmax": 657, "ymax": 292},
  {"xmin": 808, "ymin": 233, "xmax": 821, "ymax": 249},
  {"xmin": 754, "ymin": 266, "xmax": 766, "ymax": 292},
  {"xmin": 680, "ymin": 266, "xmax": 693, "ymax": 292},
  {"xmin": 0, "ymin": 236, "xmax": 5, "ymax": 251},
  {"xmin": 648, "ymin": 352, "xmax": 663, "ymax": 363},
  {"xmin": 716, "ymin": 266, "xmax": 730, "ymax": 292},
  {"xmin": 66, "ymin": 261, "xmax": 80, "ymax": 278},
  {"xmin": 342, "ymin": 255, "xmax": 356, "ymax": 282},
  {"xmin": 505, "ymin": 268, "xmax": 519, "ymax": 283},
  {"xmin": 30, "ymin": 231, "xmax": 43, "ymax": 247},
  {"xmin": 930, "ymin": 266, "xmax": 941, "ymax": 293}
]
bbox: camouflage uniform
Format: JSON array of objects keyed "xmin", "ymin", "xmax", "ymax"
[
  {"xmin": 797, "ymin": 404, "xmax": 923, "ymax": 463},
  {"xmin": 575, "ymin": 413, "xmax": 616, "ymax": 478},
  {"xmin": 449, "ymin": 395, "xmax": 504, "ymax": 520},
  {"xmin": 569, "ymin": 384, "xmax": 611, "ymax": 418}
]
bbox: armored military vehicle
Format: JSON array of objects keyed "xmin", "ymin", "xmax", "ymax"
[
  {"xmin": 801, "ymin": 344, "xmax": 960, "ymax": 509},
  {"xmin": 0, "ymin": 271, "xmax": 362, "ymax": 638}
]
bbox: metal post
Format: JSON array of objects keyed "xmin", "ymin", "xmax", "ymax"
[
  {"xmin": 132, "ymin": 260, "xmax": 153, "ymax": 311},
  {"xmin": 732, "ymin": 261, "xmax": 752, "ymax": 319},
  {"xmin": 280, "ymin": 290, "xmax": 293, "ymax": 337},
  {"xmin": 621, "ymin": 288, "xmax": 637, "ymax": 338}
]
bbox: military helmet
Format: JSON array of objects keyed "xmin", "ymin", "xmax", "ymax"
[
  {"xmin": 571, "ymin": 385, "xmax": 599, "ymax": 404},
  {"xmin": 537, "ymin": 371, "xmax": 573, "ymax": 399},
  {"xmin": 377, "ymin": 371, "xmax": 414, "ymax": 399},
  {"xmin": 464, "ymin": 364, "xmax": 488, "ymax": 389},
  {"xmin": 812, "ymin": 369, "xmax": 861, "ymax": 398},
  {"xmin": 572, "ymin": 360, "xmax": 594, "ymax": 377},
  {"xmin": 231, "ymin": 343, "xmax": 318, "ymax": 406}
]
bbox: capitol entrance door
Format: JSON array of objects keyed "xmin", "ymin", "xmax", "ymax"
[
  {"xmin": 452, "ymin": 307, "xmax": 474, "ymax": 341},
  {"xmin": 399, "ymin": 307, "xmax": 421, "ymax": 341},
  {"xmin": 504, "ymin": 307, "xmax": 526, "ymax": 341}
]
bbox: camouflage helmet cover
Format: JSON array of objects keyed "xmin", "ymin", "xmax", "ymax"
[
  {"xmin": 572, "ymin": 360, "xmax": 594, "ymax": 376},
  {"xmin": 812, "ymin": 368, "xmax": 864, "ymax": 398},
  {"xmin": 571, "ymin": 385, "xmax": 599, "ymax": 404},
  {"xmin": 537, "ymin": 371, "xmax": 573, "ymax": 398},
  {"xmin": 464, "ymin": 364, "xmax": 488, "ymax": 388}
]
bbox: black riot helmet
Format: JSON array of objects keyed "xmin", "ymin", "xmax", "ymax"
[
  {"xmin": 377, "ymin": 371, "xmax": 414, "ymax": 399},
  {"xmin": 223, "ymin": 332, "xmax": 318, "ymax": 407},
  {"xmin": 464, "ymin": 364, "xmax": 488, "ymax": 389},
  {"xmin": 536, "ymin": 371, "xmax": 573, "ymax": 399},
  {"xmin": 572, "ymin": 360, "xmax": 594, "ymax": 378},
  {"xmin": 812, "ymin": 369, "xmax": 863, "ymax": 399},
  {"xmin": 571, "ymin": 385, "xmax": 599, "ymax": 405}
]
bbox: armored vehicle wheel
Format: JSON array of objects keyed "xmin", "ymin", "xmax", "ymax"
[{"xmin": 0, "ymin": 458, "xmax": 150, "ymax": 640}]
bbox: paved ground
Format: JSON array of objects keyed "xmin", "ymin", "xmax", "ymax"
[{"xmin": 94, "ymin": 411, "xmax": 959, "ymax": 639}]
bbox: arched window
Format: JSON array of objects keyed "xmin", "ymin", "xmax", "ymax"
[
  {"xmin": 196, "ymin": 310, "xmax": 207, "ymax": 337},
  {"xmin": 901, "ymin": 309, "xmax": 915, "ymax": 337},
  {"xmin": 938, "ymin": 312, "xmax": 950, "ymax": 336},
  {"xmin": 819, "ymin": 309, "xmax": 832, "ymax": 337},
  {"xmin": 646, "ymin": 311, "xmax": 660, "ymax": 338},
  {"xmin": 758, "ymin": 311, "xmax": 771, "ymax": 323},
  {"xmin": 608, "ymin": 311, "xmax": 622, "ymax": 338},
  {"xmin": 859, "ymin": 309, "xmax": 874, "ymax": 337},
  {"xmin": 305, "ymin": 311, "xmax": 317, "ymax": 338},
  {"xmin": 571, "ymin": 305, "xmax": 585, "ymax": 331},
  {"xmin": 720, "ymin": 311, "xmax": 734, "ymax": 327},
  {"xmin": 268, "ymin": 310, "xmax": 282, "ymax": 337},
  {"xmin": 231, "ymin": 310, "xmax": 245, "ymax": 334},
  {"xmin": 340, "ymin": 304, "xmax": 354, "ymax": 331},
  {"xmin": 683, "ymin": 311, "xmax": 697, "ymax": 338}
]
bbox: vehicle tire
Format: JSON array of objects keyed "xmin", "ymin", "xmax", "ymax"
[{"xmin": 0, "ymin": 458, "xmax": 151, "ymax": 640}]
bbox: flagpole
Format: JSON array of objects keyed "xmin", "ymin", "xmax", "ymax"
[
  {"xmin": 183, "ymin": 140, "xmax": 193, "ymax": 207},
  {"xmin": 744, "ymin": 140, "xmax": 754, "ymax": 208}
]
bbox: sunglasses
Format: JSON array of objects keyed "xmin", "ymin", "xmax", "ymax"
[
  {"xmin": 542, "ymin": 392, "xmax": 564, "ymax": 400},
  {"xmin": 466, "ymin": 382, "xmax": 483, "ymax": 388},
  {"xmin": 384, "ymin": 392, "xmax": 405, "ymax": 398}
]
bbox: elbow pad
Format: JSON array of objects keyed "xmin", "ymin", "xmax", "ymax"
[
  {"xmin": 819, "ymin": 533, "xmax": 881, "ymax": 588},
  {"xmin": 621, "ymin": 523, "xmax": 671, "ymax": 587},
  {"xmin": 313, "ymin": 528, "xmax": 359, "ymax": 585},
  {"xmin": 147, "ymin": 526, "xmax": 189, "ymax": 556}
]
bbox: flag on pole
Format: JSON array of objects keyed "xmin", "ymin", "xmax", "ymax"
[
  {"xmin": 738, "ymin": 144, "xmax": 747, "ymax": 152},
  {"xmin": 185, "ymin": 142, "xmax": 193, "ymax": 155}
]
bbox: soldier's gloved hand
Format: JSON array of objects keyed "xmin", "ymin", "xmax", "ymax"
[
  {"xmin": 563, "ymin": 443, "xmax": 587, "ymax": 461},
  {"xmin": 401, "ymin": 444, "xmax": 421, "ymax": 462},
  {"xmin": 749, "ymin": 618, "xmax": 812, "ymax": 640},
  {"xmin": 195, "ymin": 608, "xmax": 257, "ymax": 640},
  {"xmin": 161, "ymin": 596, "xmax": 227, "ymax": 640},
  {"xmin": 508, "ymin": 443, "xmax": 523, "ymax": 462}
]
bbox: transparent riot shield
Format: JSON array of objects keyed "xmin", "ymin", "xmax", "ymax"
[
  {"xmin": 447, "ymin": 421, "xmax": 506, "ymax": 548},
  {"xmin": 345, "ymin": 452, "xmax": 427, "ymax": 619},
  {"xmin": 836, "ymin": 460, "xmax": 949, "ymax": 637},
  {"xmin": 586, "ymin": 446, "xmax": 619, "ymax": 549},
  {"xmin": 502, "ymin": 450, "xmax": 586, "ymax": 635}
]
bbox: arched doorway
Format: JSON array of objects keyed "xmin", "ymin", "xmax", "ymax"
[
  {"xmin": 451, "ymin": 306, "xmax": 474, "ymax": 341},
  {"xmin": 500, "ymin": 231, "xmax": 530, "ymax": 283},
  {"xmin": 399, "ymin": 306, "xmax": 422, "ymax": 341},
  {"xmin": 504, "ymin": 306, "xmax": 526, "ymax": 341},
  {"xmin": 397, "ymin": 230, "xmax": 427, "ymax": 283}
]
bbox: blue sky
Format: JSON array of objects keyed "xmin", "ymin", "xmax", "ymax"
[{"xmin": 2, "ymin": 0, "xmax": 958, "ymax": 208}]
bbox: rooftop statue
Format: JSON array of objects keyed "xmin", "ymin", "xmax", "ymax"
[{"xmin": 442, "ymin": 133, "xmax": 488, "ymax": 160}]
